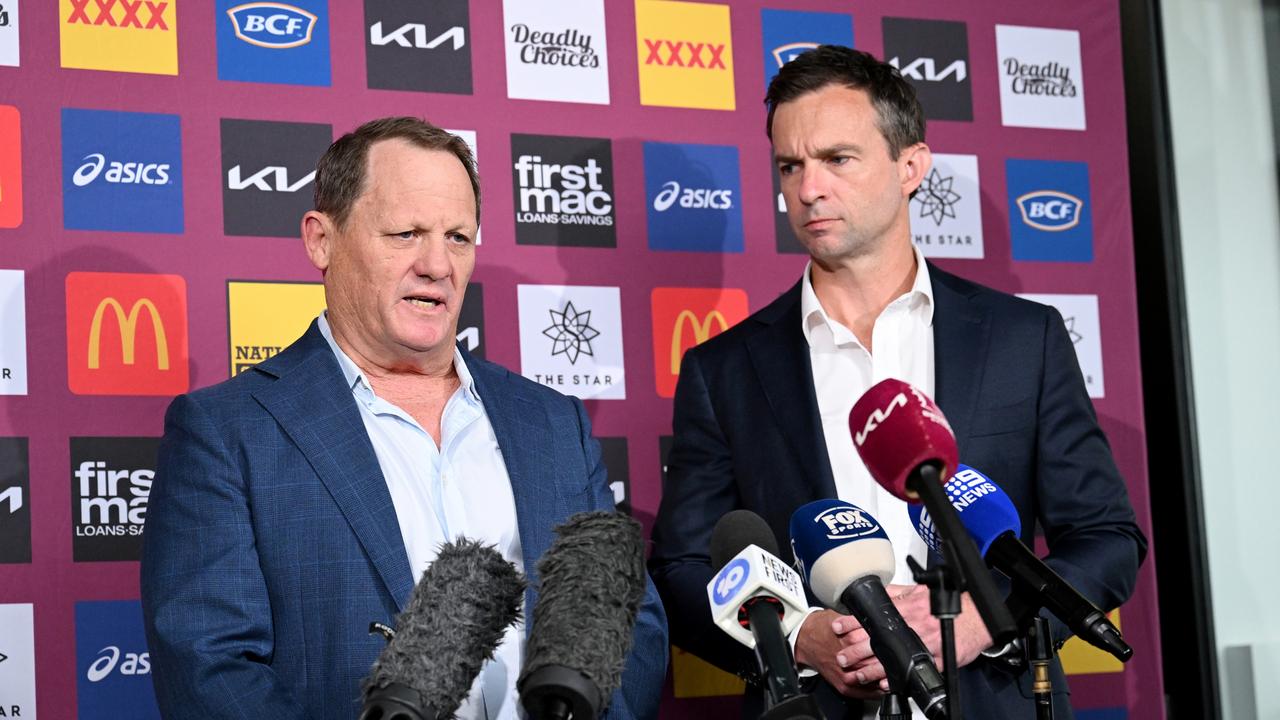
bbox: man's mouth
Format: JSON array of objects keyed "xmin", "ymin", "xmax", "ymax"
[{"xmin": 405, "ymin": 296, "xmax": 443, "ymax": 309}]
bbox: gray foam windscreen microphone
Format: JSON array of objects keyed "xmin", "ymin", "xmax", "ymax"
[
  {"xmin": 519, "ymin": 511, "xmax": 647, "ymax": 720},
  {"xmin": 362, "ymin": 538, "xmax": 526, "ymax": 720}
]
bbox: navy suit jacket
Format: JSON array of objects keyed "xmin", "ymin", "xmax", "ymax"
[
  {"xmin": 141, "ymin": 321, "xmax": 668, "ymax": 720},
  {"xmin": 649, "ymin": 265, "xmax": 1146, "ymax": 719}
]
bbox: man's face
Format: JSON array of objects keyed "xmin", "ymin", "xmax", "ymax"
[
  {"xmin": 306, "ymin": 138, "xmax": 478, "ymax": 368},
  {"xmin": 772, "ymin": 84, "xmax": 927, "ymax": 264}
]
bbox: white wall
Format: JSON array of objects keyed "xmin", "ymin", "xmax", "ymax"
[{"xmin": 1161, "ymin": 0, "xmax": 1280, "ymax": 717}]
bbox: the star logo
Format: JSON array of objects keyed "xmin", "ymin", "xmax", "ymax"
[
  {"xmin": 542, "ymin": 301, "xmax": 600, "ymax": 364},
  {"xmin": 914, "ymin": 168, "xmax": 961, "ymax": 226},
  {"xmin": 1064, "ymin": 316, "xmax": 1083, "ymax": 344}
]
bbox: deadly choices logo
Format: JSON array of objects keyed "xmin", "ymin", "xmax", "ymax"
[
  {"xmin": 1006, "ymin": 158, "xmax": 1093, "ymax": 262},
  {"xmin": 644, "ymin": 142, "xmax": 743, "ymax": 253},
  {"xmin": 76, "ymin": 600, "xmax": 160, "ymax": 720},
  {"xmin": 218, "ymin": 0, "xmax": 331, "ymax": 86},
  {"xmin": 62, "ymin": 108, "xmax": 183, "ymax": 234}
]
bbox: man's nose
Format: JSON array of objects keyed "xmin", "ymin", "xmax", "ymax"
[
  {"xmin": 796, "ymin": 164, "xmax": 828, "ymax": 205},
  {"xmin": 413, "ymin": 236, "xmax": 452, "ymax": 280}
]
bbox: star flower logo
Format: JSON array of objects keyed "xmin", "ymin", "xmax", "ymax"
[
  {"xmin": 1063, "ymin": 316, "xmax": 1083, "ymax": 344},
  {"xmin": 913, "ymin": 168, "xmax": 961, "ymax": 226},
  {"xmin": 542, "ymin": 301, "xmax": 600, "ymax": 364}
]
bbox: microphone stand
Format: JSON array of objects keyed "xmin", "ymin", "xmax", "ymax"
[
  {"xmin": 1026, "ymin": 616, "xmax": 1055, "ymax": 720},
  {"xmin": 908, "ymin": 555, "xmax": 961, "ymax": 720}
]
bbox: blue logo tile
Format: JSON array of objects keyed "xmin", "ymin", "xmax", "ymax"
[
  {"xmin": 76, "ymin": 600, "xmax": 160, "ymax": 720},
  {"xmin": 62, "ymin": 109, "xmax": 183, "ymax": 234},
  {"xmin": 217, "ymin": 1, "xmax": 331, "ymax": 86},
  {"xmin": 1006, "ymin": 158, "xmax": 1093, "ymax": 262},
  {"xmin": 644, "ymin": 142, "xmax": 743, "ymax": 253},
  {"xmin": 760, "ymin": 9, "xmax": 854, "ymax": 89}
]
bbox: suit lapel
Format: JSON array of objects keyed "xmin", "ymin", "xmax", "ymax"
[
  {"xmin": 464, "ymin": 354, "xmax": 559, "ymax": 594},
  {"xmin": 744, "ymin": 283, "xmax": 837, "ymax": 499},
  {"xmin": 251, "ymin": 323, "xmax": 415, "ymax": 610},
  {"xmin": 929, "ymin": 265, "xmax": 989, "ymax": 450}
]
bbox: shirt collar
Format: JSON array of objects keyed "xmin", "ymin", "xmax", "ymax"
[
  {"xmin": 316, "ymin": 312, "xmax": 480, "ymax": 403},
  {"xmin": 800, "ymin": 244, "xmax": 935, "ymax": 347}
]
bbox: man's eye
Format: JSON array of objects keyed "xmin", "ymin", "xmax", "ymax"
[
  {"xmin": 829, "ymin": 156, "xmax": 850, "ymax": 166},
  {"xmin": 778, "ymin": 164, "xmax": 797, "ymax": 176},
  {"xmin": 394, "ymin": 231, "xmax": 415, "ymax": 240},
  {"xmin": 449, "ymin": 232, "xmax": 472, "ymax": 244}
]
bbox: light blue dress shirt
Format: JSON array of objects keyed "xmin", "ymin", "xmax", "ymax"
[{"xmin": 318, "ymin": 313, "xmax": 525, "ymax": 720}]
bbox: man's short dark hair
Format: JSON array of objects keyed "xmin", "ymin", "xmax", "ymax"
[
  {"xmin": 314, "ymin": 116, "xmax": 481, "ymax": 229},
  {"xmin": 764, "ymin": 45, "xmax": 925, "ymax": 159}
]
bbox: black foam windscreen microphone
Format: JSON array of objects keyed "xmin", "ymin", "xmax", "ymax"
[
  {"xmin": 360, "ymin": 538, "xmax": 526, "ymax": 720},
  {"xmin": 519, "ymin": 511, "xmax": 648, "ymax": 720}
]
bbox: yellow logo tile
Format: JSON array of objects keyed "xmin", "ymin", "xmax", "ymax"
[
  {"xmin": 60, "ymin": 0, "xmax": 178, "ymax": 75},
  {"xmin": 635, "ymin": 0, "xmax": 735, "ymax": 110},
  {"xmin": 1061, "ymin": 609, "xmax": 1125, "ymax": 675},
  {"xmin": 227, "ymin": 281, "xmax": 325, "ymax": 376},
  {"xmin": 671, "ymin": 645, "xmax": 745, "ymax": 698}
]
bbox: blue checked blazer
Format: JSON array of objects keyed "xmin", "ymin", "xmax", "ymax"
[{"xmin": 140, "ymin": 321, "xmax": 668, "ymax": 720}]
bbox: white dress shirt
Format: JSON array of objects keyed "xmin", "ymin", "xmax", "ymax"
[
  {"xmin": 318, "ymin": 313, "xmax": 525, "ymax": 720},
  {"xmin": 798, "ymin": 248, "xmax": 936, "ymax": 719}
]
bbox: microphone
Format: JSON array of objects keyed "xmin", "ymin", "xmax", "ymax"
[
  {"xmin": 360, "ymin": 538, "xmax": 526, "ymax": 720},
  {"xmin": 849, "ymin": 378, "xmax": 1018, "ymax": 646},
  {"xmin": 909, "ymin": 465, "xmax": 1133, "ymax": 662},
  {"xmin": 518, "ymin": 511, "xmax": 648, "ymax": 720},
  {"xmin": 706, "ymin": 510, "xmax": 824, "ymax": 719},
  {"xmin": 790, "ymin": 499, "xmax": 948, "ymax": 719}
]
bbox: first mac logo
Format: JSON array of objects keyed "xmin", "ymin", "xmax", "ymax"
[{"xmin": 66, "ymin": 272, "xmax": 189, "ymax": 396}]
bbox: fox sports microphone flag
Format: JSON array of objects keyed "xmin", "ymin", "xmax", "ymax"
[
  {"xmin": 788, "ymin": 499, "xmax": 895, "ymax": 611},
  {"xmin": 849, "ymin": 378, "xmax": 959, "ymax": 502}
]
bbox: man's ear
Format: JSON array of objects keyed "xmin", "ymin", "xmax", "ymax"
[
  {"xmin": 302, "ymin": 211, "xmax": 334, "ymax": 272},
  {"xmin": 899, "ymin": 142, "xmax": 933, "ymax": 198}
]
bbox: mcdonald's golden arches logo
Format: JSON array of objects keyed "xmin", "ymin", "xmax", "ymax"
[
  {"xmin": 651, "ymin": 287, "xmax": 748, "ymax": 398},
  {"xmin": 66, "ymin": 271, "xmax": 189, "ymax": 395}
]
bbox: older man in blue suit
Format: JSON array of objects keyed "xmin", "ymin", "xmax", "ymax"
[{"xmin": 141, "ymin": 117, "xmax": 667, "ymax": 720}]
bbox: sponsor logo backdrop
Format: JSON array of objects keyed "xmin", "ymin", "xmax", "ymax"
[{"xmin": 0, "ymin": 2, "xmax": 1161, "ymax": 718}]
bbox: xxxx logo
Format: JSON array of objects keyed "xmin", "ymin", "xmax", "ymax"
[
  {"xmin": 68, "ymin": 0, "xmax": 169, "ymax": 29},
  {"xmin": 642, "ymin": 39, "xmax": 725, "ymax": 68}
]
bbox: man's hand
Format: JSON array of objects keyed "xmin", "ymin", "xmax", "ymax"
[
  {"xmin": 793, "ymin": 609, "xmax": 885, "ymax": 699},
  {"xmin": 886, "ymin": 584, "xmax": 993, "ymax": 668}
]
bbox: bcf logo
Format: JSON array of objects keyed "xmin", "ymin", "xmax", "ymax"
[
  {"xmin": 217, "ymin": 0, "xmax": 331, "ymax": 85},
  {"xmin": 1006, "ymin": 158, "xmax": 1093, "ymax": 262},
  {"xmin": 1016, "ymin": 191, "xmax": 1082, "ymax": 231},
  {"xmin": 227, "ymin": 2, "xmax": 317, "ymax": 48}
]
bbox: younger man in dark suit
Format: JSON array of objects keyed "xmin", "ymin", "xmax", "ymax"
[{"xmin": 649, "ymin": 47, "xmax": 1145, "ymax": 719}]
